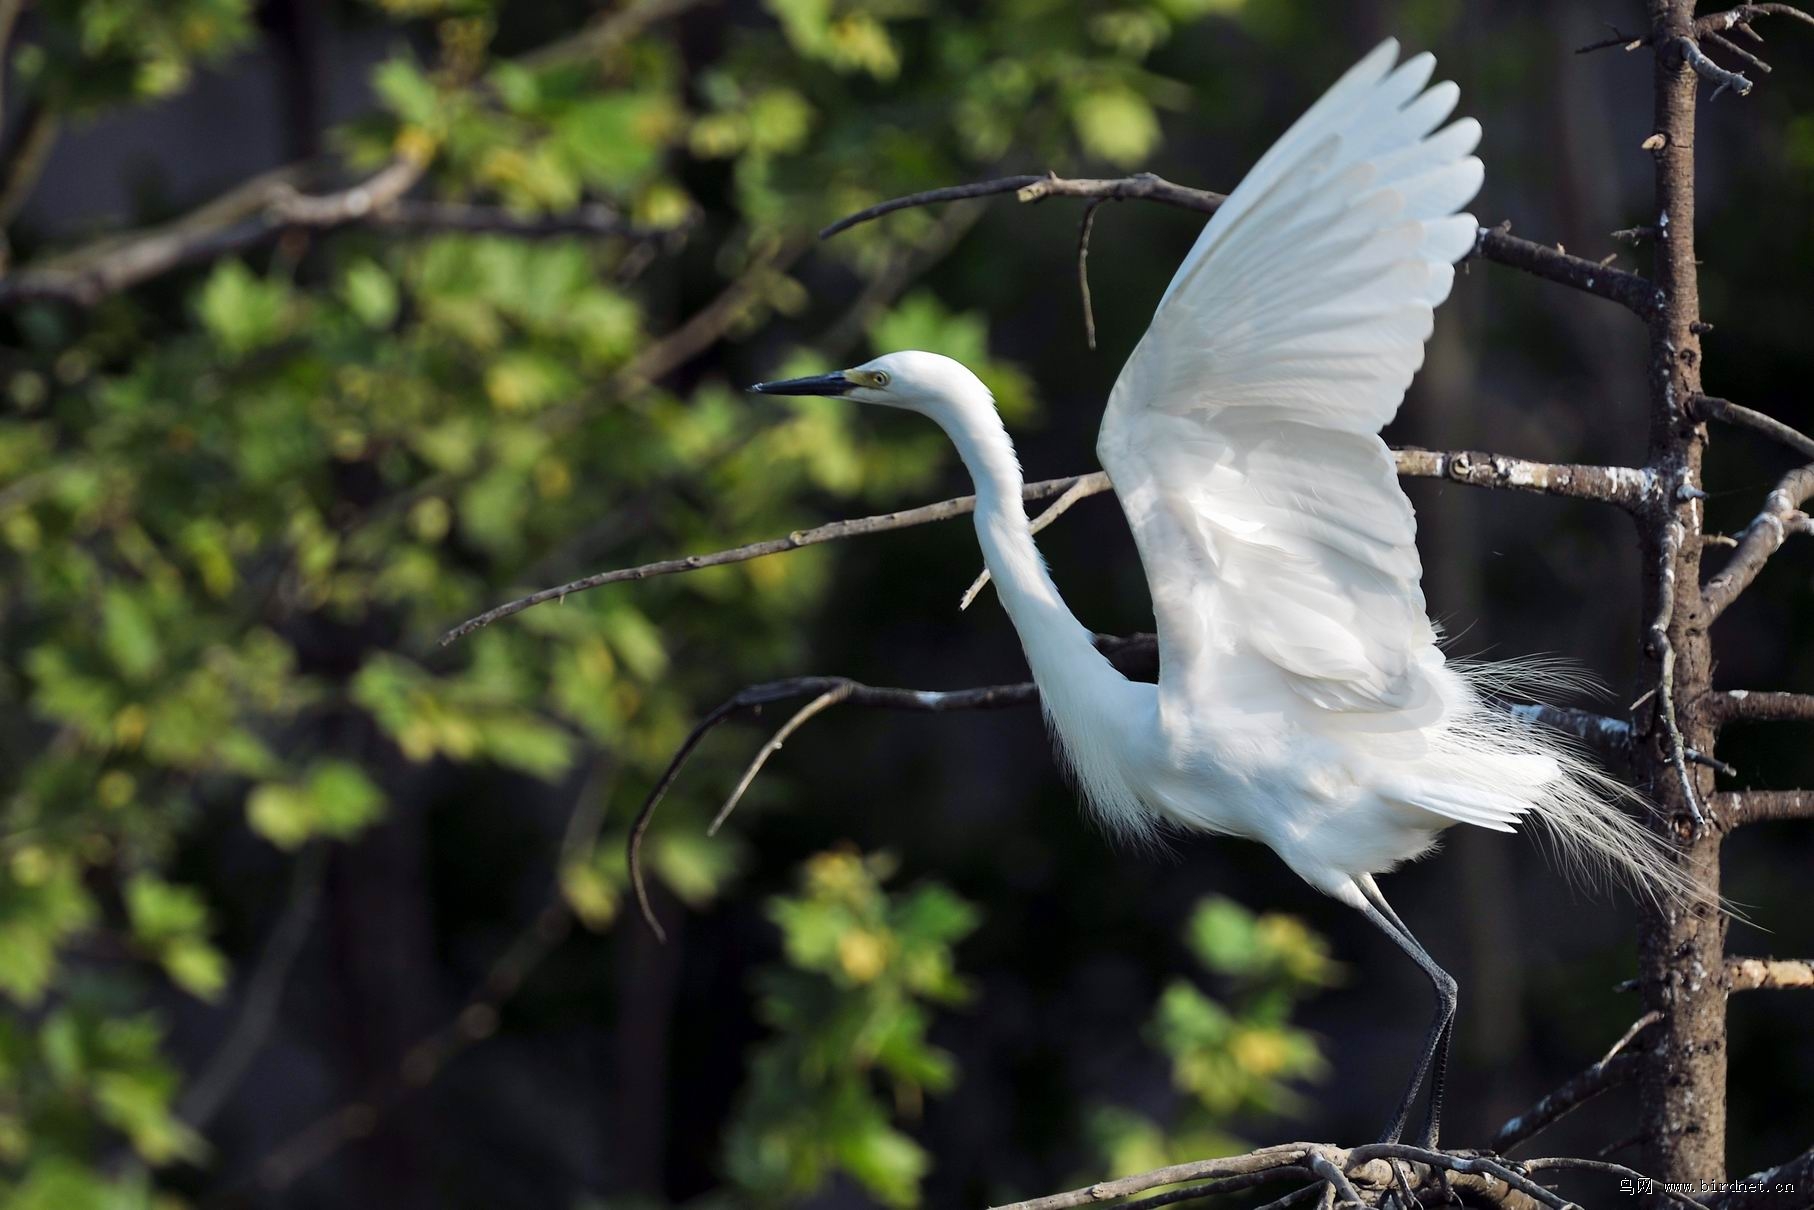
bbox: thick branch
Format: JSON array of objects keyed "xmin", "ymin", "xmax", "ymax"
[
  {"xmin": 822, "ymin": 173, "xmax": 1663, "ymax": 317},
  {"xmin": 1712, "ymin": 789, "xmax": 1814, "ymax": 824},
  {"xmin": 444, "ymin": 450, "xmax": 1650, "ymax": 643},
  {"xmin": 1701, "ymin": 465, "xmax": 1814, "ymax": 621},
  {"xmin": 1726, "ymin": 956, "xmax": 1814, "ymax": 991},
  {"xmin": 1707, "ymin": 689, "xmax": 1814, "ymax": 723}
]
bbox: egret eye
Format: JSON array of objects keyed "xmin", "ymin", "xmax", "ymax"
[{"xmin": 872, "ymin": 371, "xmax": 890, "ymax": 387}]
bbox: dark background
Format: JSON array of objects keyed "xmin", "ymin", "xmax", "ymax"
[{"xmin": 5, "ymin": 1, "xmax": 1811, "ymax": 1206}]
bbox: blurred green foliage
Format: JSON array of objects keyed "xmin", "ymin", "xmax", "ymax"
[
  {"xmin": 0, "ymin": 0, "xmax": 1352, "ymax": 1204},
  {"xmin": 1090, "ymin": 897, "xmax": 1339, "ymax": 1176},
  {"xmin": 725, "ymin": 847, "xmax": 978, "ymax": 1206}
]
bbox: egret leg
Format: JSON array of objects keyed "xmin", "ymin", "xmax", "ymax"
[{"xmin": 1354, "ymin": 878, "xmax": 1457, "ymax": 1149}]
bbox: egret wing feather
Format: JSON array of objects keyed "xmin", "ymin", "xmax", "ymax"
[{"xmin": 1098, "ymin": 39, "xmax": 1480, "ymax": 722}]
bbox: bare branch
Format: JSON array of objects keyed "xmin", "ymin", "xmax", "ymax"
[
  {"xmin": 1677, "ymin": 36, "xmax": 1755, "ymax": 97},
  {"xmin": 1694, "ymin": 394, "xmax": 1814, "ymax": 461},
  {"xmin": 444, "ymin": 450, "xmax": 1651, "ymax": 644},
  {"xmin": 1703, "ymin": 29, "xmax": 1773, "ymax": 74},
  {"xmin": 822, "ymin": 173, "xmax": 1664, "ymax": 317},
  {"xmin": 1578, "ymin": 5, "xmax": 1814, "ymax": 53},
  {"xmin": 1712, "ymin": 789, "xmax": 1814, "ymax": 825},
  {"xmin": 1076, "ymin": 199, "xmax": 1101, "ymax": 350},
  {"xmin": 1473, "ymin": 223, "xmax": 1663, "ymax": 317},
  {"xmin": 1727, "ymin": 956, "xmax": 1814, "ymax": 990},
  {"xmin": 177, "ymin": 845, "xmax": 326, "ymax": 1130},
  {"xmin": 709, "ymin": 683, "xmax": 855, "ymax": 835},
  {"xmin": 1704, "ymin": 1147, "xmax": 1814, "ymax": 1210},
  {"xmin": 0, "ymin": 0, "xmax": 710, "ymax": 307},
  {"xmin": 819, "ymin": 174, "xmax": 1045, "ymax": 238},
  {"xmin": 0, "ymin": 103, "xmax": 60, "ymax": 234},
  {"xmin": 1702, "ymin": 465, "xmax": 1814, "ymax": 621},
  {"xmin": 609, "ymin": 237, "xmax": 808, "ymax": 389},
  {"xmin": 442, "ymin": 472, "xmax": 1112, "ymax": 646},
  {"xmin": 0, "ymin": 156, "xmax": 430, "ymax": 307},
  {"xmin": 1492, "ymin": 1052, "xmax": 1642, "ymax": 1154},
  {"xmin": 513, "ymin": 0, "xmax": 716, "ymax": 71},
  {"xmin": 1696, "ymin": 4, "xmax": 1814, "ymax": 38},
  {"xmin": 1708, "ymin": 689, "xmax": 1814, "ymax": 723},
  {"xmin": 249, "ymin": 767, "xmax": 611, "ymax": 1195}
]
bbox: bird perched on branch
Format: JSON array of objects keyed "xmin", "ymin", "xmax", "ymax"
[{"xmin": 751, "ymin": 40, "xmax": 1696, "ymax": 1146}]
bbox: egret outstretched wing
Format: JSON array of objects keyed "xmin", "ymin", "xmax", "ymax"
[{"xmin": 1098, "ymin": 40, "xmax": 1482, "ymax": 718}]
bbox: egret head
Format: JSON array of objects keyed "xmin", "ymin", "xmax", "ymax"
[{"xmin": 749, "ymin": 350, "xmax": 991, "ymax": 417}]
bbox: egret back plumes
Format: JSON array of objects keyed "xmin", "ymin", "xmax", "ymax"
[{"xmin": 751, "ymin": 39, "xmax": 1701, "ymax": 1145}]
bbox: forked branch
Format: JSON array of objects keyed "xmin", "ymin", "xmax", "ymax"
[
  {"xmin": 1702, "ymin": 465, "xmax": 1814, "ymax": 621},
  {"xmin": 625, "ymin": 652, "xmax": 1632, "ymax": 941},
  {"xmin": 823, "ymin": 172, "xmax": 1664, "ymax": 317}
]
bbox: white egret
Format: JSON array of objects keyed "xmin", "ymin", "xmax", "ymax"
[{"xmin": 751, "ymin": 40, "xmax": 1693, "ymax": 1145}]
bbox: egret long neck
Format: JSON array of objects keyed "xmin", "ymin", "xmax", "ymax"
[{"xmin": 935, "ymin": 400, "xmax": 1123, "ymax": 703}]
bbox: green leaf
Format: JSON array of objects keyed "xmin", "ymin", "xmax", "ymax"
[
  {"xmin": 1073, "ymin": 86, "xmax": 1161, "ymax": 165},
  {"xmin": 101, "ymin": 588, "xmax": 162, "ymax": 682},
  {"xmin": 195, "ymin": 261, "xmax": 291, "ymax": 355},
  {"xmin": 341, "ymin": 258, "xmax": 400, "ymax": 329}
]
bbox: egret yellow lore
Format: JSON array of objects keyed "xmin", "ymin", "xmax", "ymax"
[{"xmin": 752, "ymin": 40, "xmax": 1695, "ymax": 1146}]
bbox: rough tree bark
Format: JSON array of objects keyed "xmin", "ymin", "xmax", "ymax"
[{"xmin": 1638, "ymin": 0, "xmax": 1727, "ymax": 1191}]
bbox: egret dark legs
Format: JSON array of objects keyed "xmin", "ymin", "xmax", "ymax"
[{"xmin": 1356, "ymin": 875, "xmax": 1457, "ymax": 1148}]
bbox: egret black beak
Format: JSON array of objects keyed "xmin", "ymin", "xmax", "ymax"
[{"xmin": 748, "ymin": 371, "xmax": 853, "ymax": 397}]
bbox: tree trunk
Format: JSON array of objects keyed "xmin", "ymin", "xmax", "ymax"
[{"xmin": 1637, "ymin": 0, "xmax": 1727, "ymax": 1190}]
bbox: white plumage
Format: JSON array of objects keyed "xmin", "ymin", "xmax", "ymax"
[{"xmin": 752, "ymin": 39, "xmax": 1693, "ymax": 1145}]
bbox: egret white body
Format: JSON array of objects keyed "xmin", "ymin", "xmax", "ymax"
[{"xmin": 753, "ymin": 40, "xmax": 1691, "ymax": 1144}]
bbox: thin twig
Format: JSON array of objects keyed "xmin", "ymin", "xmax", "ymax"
[
  {"xmin": 961, "ymin": 474, "xmax": 1104, "ymax": 611},
  {"xmin": 246, "ymin": 767, "xmax": 613, "ymax": 1196},
  {"xmin": 708, "ymin": 684, "xmax": 855, "ymax": 835},
  {"xmin": 1117, "ymin": 1168, "xmax": 1313, "ymax": 1210},
  {"xmin": 1077, "ymin": 200, "xmax": 1101, "ymax": 350},
  {"xmin": 0, "ymin": 103, "xmax": 60, "ymax": 232},
  {"xmin": 1492, "ymin": 1051, "xmax": 1642, "ymax": 1154},
  {"xmin": 1694, "ymin": 395, "xmax": 1814, "ymax": 461},
  {"xmin": 1703, "ymin": 29, "xmax": 1773, "ymax": 72},
  {"xmin": 177, "ymin": 845, "xmax": 327, "ymax": 1129}
]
